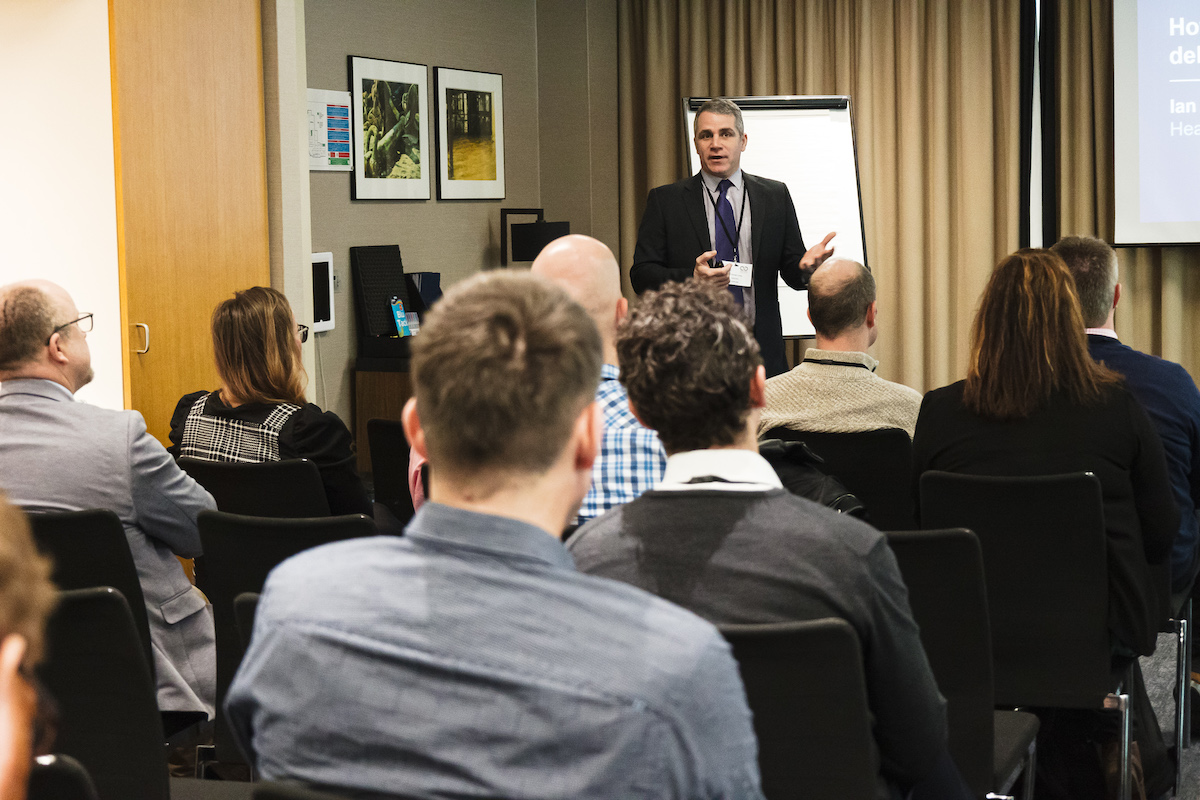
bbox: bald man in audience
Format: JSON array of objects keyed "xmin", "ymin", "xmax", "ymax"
[
  {"xmin": 531, "ymin": 235, "xmax": 666, "ymax": 523},
  {"xmin": 0, "ymin": 280, "xmax": 217, "ymax": 719},
  {"xmin": 758, "ymin": 258, "xmax": 922, "ymax": 438}
]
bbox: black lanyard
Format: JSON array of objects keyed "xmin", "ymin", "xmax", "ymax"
[
  {"xmin": 704, "ymin": 180, "xmax": 748, "ymax": 261},
  {"xmin": 803, "ymin": 357, "xmax": 876, "ymax": 373}
]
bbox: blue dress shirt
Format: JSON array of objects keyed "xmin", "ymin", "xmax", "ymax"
[
  {"xmin": 226, "ymin": 502, "xmax": 763, "ymax": 800},
  {"xmin": 577, "ymin": 364, "xmax": 668, "ymax": 522}
]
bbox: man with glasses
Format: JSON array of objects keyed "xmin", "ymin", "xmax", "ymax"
[{"xmin": 0, "ymin": 280, "xmax": 218, "ymax": 721}]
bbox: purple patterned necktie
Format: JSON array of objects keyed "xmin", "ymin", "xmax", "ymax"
[{"xmin": 716, "ymin": 179, "xmax": 743, "ymax": 305}]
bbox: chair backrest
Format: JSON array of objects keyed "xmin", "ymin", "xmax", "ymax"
[
  {"xmin": 26, "ymin": 510, "xmax": 154, "ymax": 675},
  {"xmin": 179, "ymin": 457, "xmax": 331, "ymax": 518},
  {"xmin": 719, "ymin": 618, "xmax": 876, "ymax": 800},
  {"xmin": 919, "ymin": 471, "xmax": 1113, "ymax": 708},
  {"xmin": 37, "ymin": 588, "xmax": 169, "ymax": 800},
  {"xmin": 199, "ymin": 510, "xmax": 376, "ymax": 762},
  {"xmin": 28, "ymin": 754, "xmax": 101, "ymax": 800},
  {"xmin": 234, "ymin": 592, "xmax": 261, "ymax": 653},
  {"xmin": 884, "ymin": 528, "xmax": 995, "ymax": 797},
  {"xmin": 367, "ymin": 418, "xmax": 415, "ymax": 526},
  {"xmin": 762, "ymin": 427, "xmax": 914, "ymax": 530}
]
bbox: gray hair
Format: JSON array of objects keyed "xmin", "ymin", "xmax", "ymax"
[
  {"xmin": 694, "ymin": 98, "xmax": 745, "ymax": 138},
  {"xmin": 1050, "ymin": 236, "xmax": 1118, "ymax": 328}
]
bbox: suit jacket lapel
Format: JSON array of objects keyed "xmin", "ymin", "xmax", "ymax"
[
  {"xmin": 745, "ymin": 173, "xmax": 764, "ymax": 263},
  {"xmin": 684, "ymin": 174, "xmax": 711, "ymax": 252}
]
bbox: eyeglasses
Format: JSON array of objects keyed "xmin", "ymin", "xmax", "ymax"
[
  {"xmin": 46, "ymin": 313, "xmax": 93, "ymax": 345},
  {"xmin": 297, "ymin": 323, "xmax": 309, "ymax": 344}
]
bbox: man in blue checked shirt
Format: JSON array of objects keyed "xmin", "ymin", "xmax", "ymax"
[{"xmin": 532, "ymin": 235, "xmax": 666, "ymax": 522}]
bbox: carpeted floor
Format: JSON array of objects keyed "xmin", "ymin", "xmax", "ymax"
[{"xmin": 1142, "ymin": 631, "xmax": 1199, "ymax": 799}]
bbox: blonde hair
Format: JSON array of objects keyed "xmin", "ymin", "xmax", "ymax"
[
  {"xmin": 212, "ymin": 287, "xmax": 306, "ymax": 406},
  {"xmin": 0, "ymin": 495, "xmax": 56, "ymax": 666}
]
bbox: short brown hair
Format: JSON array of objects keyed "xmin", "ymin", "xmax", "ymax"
[
  {"xmin": 212, "ymin": 287, "xmax": 306, "ymax": 406},
  {"xmin": 964, "ymin": 249, "xmax": 1121, "ymax": 420},
  {"xmin": 411, "ymin": 272, "xmax": 602, "ymax": 481},
  {"xmin": 694, "ymin": 98, "xmax": 745, "ymax": 137},
  {"xmin": 617, "ymin": 281, "xmax": 761, "ymax": 453},
  {"xmin": 1050, "ymin": 235, "xmax": 1118, "ymax": 328},
  {"xmin": 0, "ymin": 495, "xmax": 56, "ymax": 667},
  {"xmin": 808, "ymin": 260, "xmax": 876, "ymax": 338},
  {"xmin": 0, "ymin": 287, "xmax": 55, "ymax": 371}
]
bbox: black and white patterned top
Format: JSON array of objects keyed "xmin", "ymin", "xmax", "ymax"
[{"xmin": 168, "ymin": 390, "xmax": 372, "ymax": 517}]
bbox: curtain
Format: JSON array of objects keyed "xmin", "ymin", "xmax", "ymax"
[
  {"xmin": 1054, "ymin": 0, "xmax": 1200, "ymax": 375},
  {"xmin": 618, "ymin": 0, "xmax": 1023, "ymax": 392}
]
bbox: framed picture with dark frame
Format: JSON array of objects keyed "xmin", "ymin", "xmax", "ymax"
[
  {"xmin": 434, "ymin": 67, "xmax": 505, "ymax": 200},
  {"xmin": 349, "ymin": 55, "xmax": 430, "ymax": 200}
]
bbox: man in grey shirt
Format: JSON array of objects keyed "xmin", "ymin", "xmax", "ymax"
[
  {"xmin": 569, "ymin": 280, "xmax": 966, "ymax": 800},
  {"xmin": 226, "ymin": 272, "xmax": 763, "ymax": 800}
]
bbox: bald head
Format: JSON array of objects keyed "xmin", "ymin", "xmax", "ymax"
[
  {"xmin": 0, "ymin": 280, "xmax": 92, "ymax": 391},
  {"xmin": 807, "ymin": 259, "xmax": 877, "ymax": 343},
  {"xmin": 530, "ymin": 235, "xmax": 625, "ymax": 347}
]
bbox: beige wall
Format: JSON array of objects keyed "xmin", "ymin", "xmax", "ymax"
[
  {"xmin": 0, "ymin": 0, "xmax": 123, "ymax": 410},
  {"xmin": 303, "ymin": 0, "xmax": 619, "ymax": 426}
]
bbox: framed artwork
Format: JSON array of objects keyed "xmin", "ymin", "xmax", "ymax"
[
  {"xmin": 434, "ymin": 67, "xmax": 505, "ymax": 200},
  {"xmin": 349, "ymin": 56, "xmax": 430, "ymax": 200}
]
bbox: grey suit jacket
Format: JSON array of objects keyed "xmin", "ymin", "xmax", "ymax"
[{"xmin": 0, "ymin": 379, "xmax": 217, "ymax": 716}]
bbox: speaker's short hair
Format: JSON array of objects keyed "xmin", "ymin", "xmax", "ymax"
[{"xmin": 694, "ymin": 98, "xmax": 745, "ymax": 138}]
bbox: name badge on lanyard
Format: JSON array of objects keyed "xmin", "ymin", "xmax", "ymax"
[{"xmin": 726, "ymin": 260, "xmax": 753, "ymax": 287}]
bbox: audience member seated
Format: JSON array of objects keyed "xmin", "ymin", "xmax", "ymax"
[
  {"xmin": 168, "ymin": 287, "xmax": 371, "ymax": 517},
  {"xmin": 1053, "ymin": 235, "xmax": 1200, "ymax": 596},
  {"xmin": 531, "ymin": 234, "xmax": 666, "ymax": 522},
  {"xmin": 911, "ymin": 248, "xmax": 1177, "ymax": 799},
  {"xmin": 0, "ymin": 280, "xmax": 217, "ymax": 719},
  {"xmin": 225, "ymin": 273, "xmax": 764, "ymax": 800},
  {"xmin": 758, "ymin": 258, "xmax": 922, "ymax": 438},
  {"xmin": 0, "ymin": 494, "xmax": 57, "ymax": 800},
  {"xmin": 568, "ymin": 280, "xmax": 967, "ymax": 800}
]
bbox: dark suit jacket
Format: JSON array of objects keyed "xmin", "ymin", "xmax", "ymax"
[{"xmin": 630, "ymin": 172, "xmax": 809, "ymax": 377}]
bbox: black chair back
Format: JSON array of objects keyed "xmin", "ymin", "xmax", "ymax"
[
  {"xmin": 38, "ymin": 588, "xmax": 168, "ymax": 800},
  {"xmin": 179, "ymin": 457, "xmax": 331, "ymax": 518},
  {"xmin": 234, "ymin": 592, "xmax": 261, "ymax": 653},
  {"xmin": 27, "ymin": 510, "xmax": 154, "ymax": 673},
  {"xmin": 199, "ymin": 511, "xmax": 376, "ymax": 763},
  {"xmin": 719, "ymin": 618, "xmax": 876, "ymax": 800},
  {"xmin": 762, "ymin": 427, "xmax": 914, "ymax": 529},
  {"xmin": 884, "ymin": 528, "xmax": 996, "ymax": 796},
  {"xmin": 28, "ymin": 754, "xmax": 101, "ymax": 800},
  {"xmin": 920, "ymin": 471, "xmax": 1113, "ymax": 708},
  {"xmin": 367, "ymin": 418, "xmax": 416, "ymax": 526}
]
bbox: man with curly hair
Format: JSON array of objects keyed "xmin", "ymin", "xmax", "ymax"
[{"xmin": 569, "ymin": 280, "xmax": 968, "ymax": 800}]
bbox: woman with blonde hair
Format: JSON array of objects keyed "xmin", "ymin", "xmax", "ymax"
[
  {"xmin": 169, "ymin": 286, "xmax": 371, "ymax": 516},
  {"xmin": 912, "ymin": 248, "xmax": 1176, "ymax": 798}
]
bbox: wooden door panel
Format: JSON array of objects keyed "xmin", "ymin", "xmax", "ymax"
[{"xmin": 111, "ymin": 0, "xmax": 269, "ymax": 444}]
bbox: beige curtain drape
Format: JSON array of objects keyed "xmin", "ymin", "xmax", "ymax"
[
  {"xmin": 1055, "ymin": 0, "xmax": 1200, "ymax": 376},
  {"xmin": 618, "ymin": 0, "xmax": 1023, "ymax": 393}
]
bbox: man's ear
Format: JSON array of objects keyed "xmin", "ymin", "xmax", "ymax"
[
  {"xmin": 1113, "ymin": 283, "xmax": 1121, "ymax": 310},
  {"xmin": 749, "ymin": 364, "xmax": 767, "ymax": 409},
  {"xmin": 615, "ymin": 296, "xmax": 629, "ymax": 324},
  {"xmin": 46, "ymin": 332, "xmax": 69, "ymax": 366},
  {"xmin": 865, "ymin": 300, "xmax": 878, "ymax": 328},
  {"xmin": 401, "ymin": 397, "xmax": 428, "ymax": 460},
  {"xmin": 573, "ymin": 401, "xmax": 601, "ymax": 472}
]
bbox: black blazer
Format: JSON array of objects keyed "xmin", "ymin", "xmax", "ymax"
[{"xmin": 630, "ymin": 172, "xmax": 809, "ymax": 376}]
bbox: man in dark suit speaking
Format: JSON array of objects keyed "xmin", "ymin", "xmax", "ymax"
[{"xmin": 631, "ymin": 97, "xmax": 836, "ymax": 377}]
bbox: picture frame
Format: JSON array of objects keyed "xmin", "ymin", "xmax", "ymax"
[
  {"xmin": 349, "ymin": 55, "xmax": 430, "ymax": 200},
  {"xmin": 434, "ymin": 67, "xmax": 505, "ymax": 200}
]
